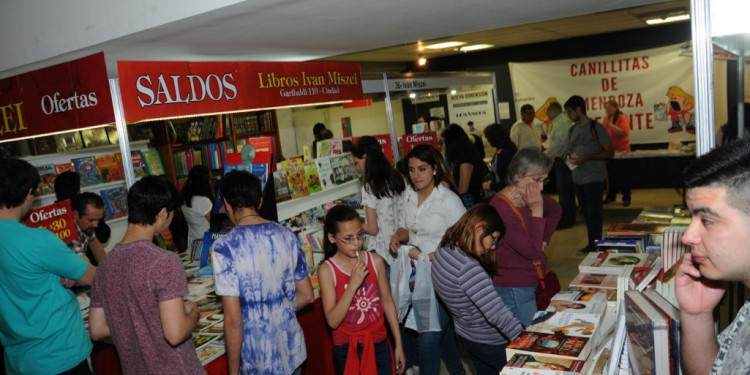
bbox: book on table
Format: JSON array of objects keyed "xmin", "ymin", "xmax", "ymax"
[
  {"xmin": 506, "ymin": 330, "xmax": 591, "ymax": 362},
  {"xmin": 527, "ymin": 310, "xmax": 604, "ymax": 348},
  {"xmin": 594, "ymin": 239, "xmax": 642, "ymax": 254},
  {"xmin": 569, "ymin": 273, "xmax": 618, "ymax": 290},
  {"xmin": 624, "ymin": 290, "xmax": 671, "ymax": 375},
  {"xmin": 643, "ymin": 289, "xmax": 681, "ymax": 375},
  {"xmin": 545, "ymin": 290, "xmax": 608, "ymax": 315},
  {"xmin": 500, "ymin": 353, "xmax": 588, "ymax": 374},
  {"xmin": 578, "ymin": 252, "xmax": 649, "ymax": 274}
]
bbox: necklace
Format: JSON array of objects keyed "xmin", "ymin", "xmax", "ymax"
[{"xmin": 235, "ymin": 213, "xmax": 260, "ymax": 223}]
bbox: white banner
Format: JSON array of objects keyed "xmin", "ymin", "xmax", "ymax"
[
  {"xmin": 510, "ymin": 44, "xmax": 699, "ymax": 145},
  {"xmin": 447, "ymin": 86, "xmax": 497, "ymax": 132}
]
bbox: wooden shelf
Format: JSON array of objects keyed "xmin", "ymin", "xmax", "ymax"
[{"xmin": 169, "ymin": 138, "xmax": 231, "ymax": 148}]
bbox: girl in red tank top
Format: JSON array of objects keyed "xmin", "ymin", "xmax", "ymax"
[{"xmin": 319, "ymin": 205, "xmax": 406, "ymax": 375}]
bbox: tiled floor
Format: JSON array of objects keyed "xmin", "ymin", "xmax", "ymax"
[{"xmin": 436, "ymin": 188, "xmax": 685, "ymax": 374}]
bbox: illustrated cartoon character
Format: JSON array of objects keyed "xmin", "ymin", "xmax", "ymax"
[
  {"xmin": 666, "ymin": 86, "xmax": 695, "ymax": 134},
  {"xmin": 535, "ymin": 97, "xmax": 559, "ymax": 141}
]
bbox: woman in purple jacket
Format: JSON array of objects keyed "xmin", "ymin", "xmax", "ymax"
[{"xmin": 488, "ymin": 148, "xmax": 561, "ymax": 327}]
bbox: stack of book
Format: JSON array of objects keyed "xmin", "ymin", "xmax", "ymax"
[{"xmin": 624, "ymin": 289, "xmax": 681, "ymax": 375}]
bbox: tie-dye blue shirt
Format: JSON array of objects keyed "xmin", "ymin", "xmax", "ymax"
[{"xmin": 213, "ymin": 222, "xmax": 309, "ymax": 375}]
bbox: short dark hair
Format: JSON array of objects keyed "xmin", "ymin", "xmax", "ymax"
[
  {"xmin": 564, "ymin": 95, "xmax": 587, "ymax": 115},
  {"xmin": 404, "ymin": 144, "xmax": 445, "ymax": 189},
  {"xmin": 182, "ymin": 165, "xmax": 214, "ymax": 208},
  {"xmin": 72, "ymin": 192, "xmax": 104, "ymax": 217},
  {"xmin": 127, "ymin": 176, "xmax": 181, "ymax": 225},
  {"xmin": 322, "ymin": 204, "xmax": 363, "ymax": 260},
  {"xmin": 313, "ymin": 123, "xmax": 327, "ymax": 137},
  {"xmin": 682, "ymin": 139, "xmax": 750, "ymax": 212},
  {"xmin": 468, "ymin": 121, "xmax": 474, "ymax": 126},
  {"xmin": 0, "ymin": 159, "xmax": 40, "ymax": 209},
  {"xmin": 219, "ymin": 170, "xmax": 262, "ymax": 211},
  {"xmin": 484, "ymin": 123, "xmax": 517, "ymax": 152},
  {"xmin": 54, "ymin": 171, "xmax": 81, "ymax": 202},
  {"xmin": 520, "ymin": 104, "xmax": 534, "ymax": 113}
]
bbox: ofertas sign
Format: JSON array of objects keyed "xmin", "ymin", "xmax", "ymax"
[
  {"xmin": 0, "ymin": 52, "xmax": 114, "ymax": 142},
  {"xmin": 24, "ymin": 199, "xmax": 78, "ymax": 243},
  {"xmin": 117, "ymin": 61, "xmax": 363, "ymax": 123},
  {"xmin": 402, "ymin": 131, "xmax": 439, "ymax": 153}
]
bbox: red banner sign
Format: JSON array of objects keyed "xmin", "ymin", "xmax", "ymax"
[
  {"xmin": 0, "ymin": 52, "xmax": 114, "ymax": 142},
  {"xmin": 402, "ymin": 131, "xmax": 439, "ymax": 153},
  {"xmin": 117, "ymin": 61, "xmax": 363, "ymax": 123},
  {"xmin": 24, "ymin": 199, "xmax": 78, "ymax": 243}
]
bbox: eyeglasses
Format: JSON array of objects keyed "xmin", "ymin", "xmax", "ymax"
[
  {"xmin": 530, "ymin": 176, "xmax": 550, "ymax": 185},
  {"xmin": 483, "ymin": 227, "xmax": 501, "ymax": 246},
  {"xmin": 333, "ymin": 232, "xmax": 365, "ymax": 244}
]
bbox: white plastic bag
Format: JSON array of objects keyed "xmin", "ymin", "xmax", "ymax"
[
  {"xmin": 389, "ymin": 245, "xmax": 412, "ymax": 322},
  {"xmin": 411, "ymin": 255, "xmax": 441, "ymax": 332}
]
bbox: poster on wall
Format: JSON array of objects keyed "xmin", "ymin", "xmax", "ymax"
[
  {"xmin": 509, "ymin": 44, "xmax": 701, "ymax": 145},
  {"xmin": 447, "ymin": 87, "xmax": 496, "ymax": 134}
]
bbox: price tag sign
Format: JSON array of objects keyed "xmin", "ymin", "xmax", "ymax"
[{"xmin": 24, "ymin": 199, "xmax": 78, "ymax": 243}]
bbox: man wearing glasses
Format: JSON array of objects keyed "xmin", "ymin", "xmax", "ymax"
[{"xmin": 563, "ymin": 95, "xmax": 614, "ymax": 256}]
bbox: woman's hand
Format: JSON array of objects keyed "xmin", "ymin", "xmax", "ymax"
[
  {"xmin": 520, "ymin": 181, "xmax": 544, "ymax": 216},
  {"xmin": 408, "ymin": 247, "xmax": 421, "ymax": 260},
  {"xmin": 389, "ymin": 233, "xmax": 401, "ymax": 253}
]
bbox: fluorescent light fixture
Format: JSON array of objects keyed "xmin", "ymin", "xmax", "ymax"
[
  {"xmin": 424, "ymin": 41, "xmax": 466, "ymax": 49},
  {"xmin": 460, "ymin": 44, "xmax": 494, "ymax": 52},
  {"xmin": 645, "ymin": 14, "xmax": 690, "ymax": 25}
]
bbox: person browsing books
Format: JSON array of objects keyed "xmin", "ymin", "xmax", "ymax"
[
  {"xmin": 676, "ymin": 139, "xmax": 750, "ymax": 374},
  {"xmin": 0, "ymin": 159, "xmax": 97, "ymax": 375},
  {"xmin": 488, "ymin": 148, "xmax": 561, "ymax": 327},
  {"xmin": 431, "ymin": 204, "xmax": 523, "ymax": 374},
  {"xmin": 181, "ymin": 165, "xmax": 215, "ymax": 251},
  {"xmin": 55, "ymin": 171, "xmax": 110, "ymax": 265},
  {"xmin": 352, "ymin": 136, "xmax": 406, "ymax": 275},
  {"xmin": 212, "ymin": 170, "xmax": 314, "ymax": 375},
  {"xmin": 388, "ymin": 144, "xmax": 466, "ymax": 375},
  {"xmin": 319, "ymin": 205, "xmax": 405, "ymax": 375},
  {"xmin": 88, "ymin": 176, "xmax": 206, "ymax": 375}
]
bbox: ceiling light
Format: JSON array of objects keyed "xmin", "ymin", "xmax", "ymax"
[
  {"xmin": 450, "ymin": 90, "xmax": 457, "ymax": 95},
  {"xmin": 460, "ymin": 44, "xmax": 494, "ymax": 52},
  {"xmin": 645, "ymin": 14, "xmax": 690, "ymax": 25},
  {"xmin": 417, "ymin": 55, "xmax": 427, "ymax": 66},
  {"xmin": 424, "ymin": 41, "xmax": 466, "ymax": 50},
  {"xmin": 409, "ymin": 93, "xmax": 416, "ymax": 99}
]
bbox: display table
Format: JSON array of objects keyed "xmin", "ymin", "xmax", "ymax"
[
  {"xmin": 606, "ymin": 150, "xmax": 695, "ymax": 205},
  {"xmin": 91, "ymin": 298, "xmax": 335, "ymax": 375}
]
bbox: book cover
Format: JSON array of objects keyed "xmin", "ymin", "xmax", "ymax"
[
  {"xmin": 72, "ymin": 156, "xmax": 102, "ymax": 187},
  {"xmin": 281, "ymin": 157, "xmax": 309, "ymax": 199},
  {"xmin": 527, "ymin": 310, "xmax": 603, "ymax": 349},
  {"xmin": 55, "ymin": 131, "xmax": 83, "ymax": 152},
  {"xmin": 273, "ymin": 170, "xmax": 292, "ymax": 202},
  {"xmin": 316, "ymin": 139, "xmax": 332, "ymax": 157},
  {"xmin": 130, "ymin": 151, "xmax": 148, "ymax": 178},
  {"xmin": 197, "ymin": 344, "xmax": 225, "ymax": 365},
  {"xmin": 569, "ymin": 273, "xmax": 618, "ymax": 290},
  {"xmin": 330, "ymin": 154, "xmax": 354, "ymax": 185},
  {"xmin": 36, "ymin": 164, "xmax": 56, "ymax": 196},
  {"xmin": 95, "ymin": 153, "xmax": 125, "ymax": 182},
  {"xmin": 630, "ymin": 257, "xmax": 663, "ymax": 292},
  {"xmin": 81, "ymin": 127, "xmax": 110, "ymax": 148},
  {"xmin": 595, "ymin": 239, "xmax": 642, "ymax": 254},
  {"xmin": 105, "ymin": 126, "xmax": 119, "ymax": 145},
  {"xmin": 54, "ymin": 162, "xmax": 76, "ymax": 175},
  {"xmin": 142, "ymin": 150, "xmax": 165, "ymax": 175},
  {"xmin": 33, "ymin": 135, "xmax": 58, "ymax": 155},
  {"xmin": 192, "ymin": 333, "xmax": 222, "ymax": 351},
  {"xmin": 100, "ymin": 186, "xmax": 128, "ymax": 220},
  {"xmin": 545, "ymin": 291, "xmax": 608, "ymax": 315},
  {"xmin": 315, "ymin": 156, "xmax": 335, "ymax": 190},
  {"xmin": 643, "ymin": 289, "xmax": 681, "ymax": 375},
  {"xmin": 500, "ymin": 353, "xmax": 587, "ymax": 374},
  {"xmin": 303, "ymin": 162, "xmax": 322, "ymax": 194},
  {"xmin": 624, "ymin": 290, "xmax": 671, "ymax": 375},
  {"xmin": 607, "ymin": 222, "xmax": 667, "ymax": 236},
  {"xmin": 506, "ymin": 331, "xmax": 591, "ymax": 361},
  {"xmin": 200, "ymin": 232, "xmax": 227, "ymax": 268}
]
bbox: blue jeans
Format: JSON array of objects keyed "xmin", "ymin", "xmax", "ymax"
[
  {"xmin": 575, "ymin": 181, "xmax": 605, "ymax": 250},
  {"xmin": 553, "ymin": 158, "xmax": 576, "ymax": 224},
  {"xmin": 495, "ymin": 285, "xmax": 537, "ymax": 328},
  {"xmin": 401, "ymin": 299, "xmax": 464, "ymax": 375},
  {"xmin": 333, "ymin": 339, "xmax": 392, "ymax": 375},
  {"xmin": 456, "ymin": 335, "xmax": 508, "ymax": 375}
]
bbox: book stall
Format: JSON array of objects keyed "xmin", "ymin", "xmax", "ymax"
[{"xmin": 500, "ymin": 206, "xmax": 691, "ymax": 375}]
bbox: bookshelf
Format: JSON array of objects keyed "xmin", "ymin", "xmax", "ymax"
[
  {"xmin": 148, "ymin": 110, "xmax": 280, "ymax": 188},
  {"xmin": 277, "ymin": 179, "xmax": 360, "ymax": 221}
]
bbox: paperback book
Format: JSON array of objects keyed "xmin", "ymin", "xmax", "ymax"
[
  {"xmin": 578, "ymin": 252, "xmax": 649, "ymax": 274},
  {"xmin": 95, "ymin": 153, "xmax": 125, "ymax": 182},
  {"xmin": 36, "ymin": 164, "xmax": 56, "ymax": 196},
  {"xmin": 594, "ymin": 239, "xmax": 642, "ymax": 254},
  {"xmin": 304, "ymin": 162, "xmax": 322, "ymax": 194},
  {"xmin": 281, "ymin": 157, "xmax": 309, "ymax": 199},
  {"xmin": 500, "ymin": 353, "xmax": 587, "ymax": 375},
  {"xmin": 72, "ymin": 156, "xmax": 102, "ymax": 187},
  {"xmin": 273, "ymin": 170, "xmax": 292, "ymax": 202},
  {"xmin": 100, "ymin": 186, "xmax": 128, "ymax": 220},
  {"xmin": 506, "ymin": 331, "xmax": 591, "ymax": 361},
  {"xmin": 142, "ymin": 150, "xmax": 165, "ymax": 175},
  {"xmin": 545, "ymin": 291, "xmax": 608, "ymax": 315},
  {"xmin": 624, "ymin": 290, "xmax": 671, "ymax": 375},
  {"xmin": 54, "ymin": 162, "xmax": 76, "ymax": 175},
  {"xmin": 81, "ymin": 127, "xmax": 110, "ymax": 148},
  {"xmin": 569, "ymin": 273, "xmax": 618, "ymax": 290},
  {"xmin": 315, "ymin": 156, "xmax": 335, "ymax": 190},
  {"xmin": 130, "ymin": 151, "xmax": 148, "ymax": 178}
]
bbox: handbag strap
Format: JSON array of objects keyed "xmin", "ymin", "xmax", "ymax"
[{"xmin": 496, "ymin": 193, "xmax": 547, "ymax": 287}]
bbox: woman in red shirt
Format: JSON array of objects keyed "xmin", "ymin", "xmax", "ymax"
[{"xmin": 602, "ymin": 100, "xmax": 632, "ymax": 206}]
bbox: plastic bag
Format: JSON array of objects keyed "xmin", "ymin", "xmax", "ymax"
[
  {"xmin": 411, "ymin": 255, "xmax": 441, "ymax": 332},
  {"xmin": 389, "ymin": 246, "xmax": 413, "ymax": 322}
]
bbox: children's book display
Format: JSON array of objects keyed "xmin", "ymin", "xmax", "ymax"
[
  {"xmin": 36, "ymin": 164, "xmax": 56, "ymax": 195},
  {"xmin": 72, "ymin": 156, "xmax": 103, "ymax": 187},
  {"xmin": 100, "ymin": 186, "xmax": 128, "ymax": 220},
  {"xmin": 95, "ymin": 153, "xmax": 125, "ymax": 182},
  {"xmin": 275, "ymin": 154, "xmax": 356, "ymax": 202},
  {"xmin": 131, "ymin": 151, "xmax": 148, "ymax": 178},
  {"xmin": 142, "ymin": 150, "xmax": 165, "ymax": 175}
]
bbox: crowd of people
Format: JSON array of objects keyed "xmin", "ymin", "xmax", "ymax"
[{"xmin": 3, "ymin": 96, "xmax": 749, "ymax": 375}]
